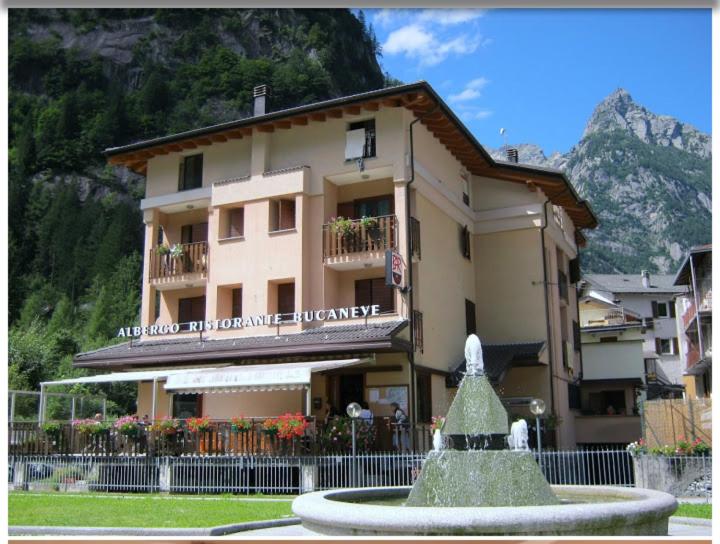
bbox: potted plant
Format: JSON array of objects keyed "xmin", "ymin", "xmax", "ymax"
[
  {"xmin": 230, "ymin": 416, "xmax": 253, "ymax": 433},
  {"xmin": 114, "ymin": 415, "xmax": 141, "ymax": 438},
  {"xmin": 169, "ymin": 244, "xmax": 184, "ymax": 258},
  {"xmin": 186, "ymin": 416, "xmax": 212, "ymax": 433},
  {"xmin": 262, "ymin": 417, "xmax": 279, "ymax": 437},
  {"xmin": 156, "ymin": 244, "xmax": 170, "ymax": 256},
  {"xmin": 150, "ymin": 417, "xmax": 181, "ymax": 436},
  {"xmin": 72, "ymin": 418, "xmax": 111, "ymax": 436},
  {"xmin": 275, "ymin": 412, "xmax": 309, "ymax": 440},
  {"xmin": 41, "ymin": 421, "xmax": 63, "ymax": 438}
]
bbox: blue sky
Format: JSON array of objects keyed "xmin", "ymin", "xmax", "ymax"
[{"xmin": 365, "ymin": 9, "xmax": 712, "ymax": 154}]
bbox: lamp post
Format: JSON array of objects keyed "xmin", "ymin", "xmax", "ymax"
[
  {"xmin": 529, "ymin": 398, "xmax": 546, "ymax": 470},
  {"xmin": 346, "ymin": 402, "xmax": 362, "ymax": 487}
]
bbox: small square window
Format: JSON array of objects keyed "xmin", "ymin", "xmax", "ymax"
[
  {"xmin": 277, "ymin": 283, "xmax": 295, "ymax": 316},
  {"xmin": 270, "ymin": 199, "xmax": 296, "ymax": 232},
  {"xmin": 346, "ymin": 119, "xmax": 376, "ymax": 159},
  {"xmin": 657, "ymin": 302, "xmax": 668, "ymax": 318},
  {"xmin": 227, "ymin": 208, "xmax": 244, "ymax": 238}
]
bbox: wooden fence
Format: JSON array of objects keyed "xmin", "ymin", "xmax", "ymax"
[{"xmin": 642, "ymin": 398, "xmax": 712, "ymax": 448}]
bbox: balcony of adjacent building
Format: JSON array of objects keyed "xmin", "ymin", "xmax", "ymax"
[
  {"xmin": 147, "ymin": 209, "xmax": 209, "ymax": 289},
  {"xmin": 321, "ymin": 178, "xmax": 401, "ymax": 271},
  {"xmin": 681, "ymin": 282, "xmax": 712, "ymax": 332},
  {"xmin": 579, "ymin": 305, "xmax": 645, "ymax": 329}
]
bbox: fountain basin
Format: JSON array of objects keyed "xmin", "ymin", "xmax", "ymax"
[{"xmin": 292, "ymin": 485, "xmax": 678, "ymax": 536}]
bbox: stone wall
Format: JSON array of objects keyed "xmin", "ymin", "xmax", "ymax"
[{"xmin": 633, "ymin": 455, "xmax": 712, "ymax": 497}]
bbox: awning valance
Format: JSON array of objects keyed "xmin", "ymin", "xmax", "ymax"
[
  {"xmin": 41, "ymin": 367, "xmax": 218, "ymax": 386},
  {"xmin": 164, "ymin": 359, "xmax": 367, "ymax": 393}
]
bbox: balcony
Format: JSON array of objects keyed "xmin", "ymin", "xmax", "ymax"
[
  {"xmin": 323, "ymin": 215, "xmax": 398, "ymax": 270},
  {"xmin": 149, "ymin": 242, "xmax": 208, "ymax": 284},
  {"xmin": 580, "ymin": 307, "xmax": 628, "ymax": 328}
]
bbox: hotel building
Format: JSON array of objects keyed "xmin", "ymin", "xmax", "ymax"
[{"xmin": 72, "ymin": 82, "xmax": 597, "ymax": 448}]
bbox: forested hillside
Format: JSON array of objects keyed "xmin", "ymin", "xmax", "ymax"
[{"xmin": 8, "ymin": 8, "xmax": 387, "ymax": 412}]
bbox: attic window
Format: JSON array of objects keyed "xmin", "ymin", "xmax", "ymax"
[{"xmin": 345, "ymin": 119, "xmax": 376, "ymax": 160}]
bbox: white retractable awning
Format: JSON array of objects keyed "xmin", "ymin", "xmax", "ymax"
[
  {"xmin": 164, "ymin": 358, "xmax": 367, "ymax": 394},
  {"xmin": 40, "ymin": 367, "xmax": 218, "ymax": 387}
]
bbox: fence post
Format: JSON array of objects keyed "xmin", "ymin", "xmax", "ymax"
[
  {"xmin": 300, "ymin": 458, "xmax": 318, "ymax": 494},
  {"xmin": 12, "ymin": 460, "xmax": 27, "ymax": 491},
  {"xmin": 158, "ymin": 457, "xmax": 171, "ymax": 494}
]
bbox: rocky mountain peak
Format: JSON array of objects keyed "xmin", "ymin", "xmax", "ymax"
[{"xmin": 582, "ymin": 88, "xmax": 710, "ymax": 159}]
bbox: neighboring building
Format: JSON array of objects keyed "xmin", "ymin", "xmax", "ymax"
[
  {"xmin": 66, "ymin": 82, "xmax": 596, "ymax": 448},
  {"xmin": 673, "ymin": 245, "xmax": 712, "ymax": 398},
  {"xmin": 575, "ymin": 272, "xmax": 686, "ymax": 448}
]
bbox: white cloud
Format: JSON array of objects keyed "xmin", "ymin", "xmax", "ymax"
[
  {"xmin": 474, "ymin": 110, "xmax": 493, "ymax": 120},
  {"xmin": 449, "ymin": 77, "xmax": 490, "ymax": 102},
  {"xmin": 417, "ymin": 9, "xmax": 485, "ymax": 26},
  {"xmin": 383, "ymin": 25, "xmax": 480, "ymax": 66},
  {"xmin": 375, "ymin": 8, "xmax": 486, "ymax": 67}
]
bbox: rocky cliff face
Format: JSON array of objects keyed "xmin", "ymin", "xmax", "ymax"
[{"xmin": 489, "ymin": 89, "xmax": 711, "ymax": 274}]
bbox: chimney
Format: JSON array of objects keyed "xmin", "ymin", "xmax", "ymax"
[
  {"xmin": 641, "ymin": 270, "xmax": 650, "ymax": 289},
  {"xmin": 253, "ymin": 84, "xmax": 270, "ymax": 116},
  {"xmin": 506, "ymin": 147, "xmax": 519, "ymax": 163}
]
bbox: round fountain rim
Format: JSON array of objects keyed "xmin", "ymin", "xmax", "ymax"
[{"xmin": 292, "ymin": 485, "xmax": 678, "ymax": 536}]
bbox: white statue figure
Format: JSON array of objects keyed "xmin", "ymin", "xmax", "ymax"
[
  {"xmin": 464, "ymin": 334, "xmax": 485, "ymax": 376},
  {"xmin": 433, "ymin": 429, "xmax": 444, "ymax": 452},
  {"xmin": 507, "ymin": 419, "xmax": 530, "ymax": 451}
]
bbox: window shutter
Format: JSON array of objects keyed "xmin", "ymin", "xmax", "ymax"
[
  {"xmin": 460, "ymin": 225, "xmax": 471, "ymax": 260},
  {"xmin": 569, "ymin": 257, "xmax": 581, "ymax": 284},
  {"xmin": 465, "ymin": 299, "xmax": 477, "ymax": 335},
  {"xmin": 181, "ymin": 225, "xmax": 192, "ymax": 244},
  {"xmin": 355, "ymin": 279, "xmax": 372, "ymax": 307},
  {"xmin": 669, "ymin": 302, "xmax": 676, "ymax": 318},
  {"xmin": 229, "ymin": 208, "xmax": 244, "ymax": 238},
  {"xmin": 193, "ymin": 222, "xmax": 208, "ymax": 243},
  {"xmin": 655, "ymin": 338, "xmax": 662, "ymax": 354},
  {"xmin": 672, "ymin": 337, "xmax": 679, "ymax": 355},
  {"xmin": 279, "ymin": 199, "xmax": 296, "ymax": 230},
  {"xmin": 178, "ymin": 160, "xmax": 185, "ymax": 191},
  {"xmin": 372, "ymin": 278, "xmax": 395, "ymax": 313},
  {"xmin": 192, "ymin": 296, "xmax": 206, "ymax": 322},
  {"xmin": 232, "ymin": 288, "xmax": 243, "ymax": 318},
  {"xmin": 277, "ymin": 283, "xmax": 295, "ymax": 315},
  {"xmin": 651, "ymin": 301, "xmax": 659, "ymax": 318}
]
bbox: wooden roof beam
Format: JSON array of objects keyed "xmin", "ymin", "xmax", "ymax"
[
  {"xmin": 327, "ymin": 109, "xmax": 343, "ymax": 119},
  {"xmin": 344, "ymin": 105, "xmax": 361, "ymax": 115},
  {"xmin": 256, "ymin": 124, "xmax": 275, "ymax": 133},
  {"xmin": 363, "ymin": 101, "xmax": 379, "ymax": 111},
  {"xmin": 209, "ymin": 134, "xmax": 228, "ymax": 142},
  {"xmin": 310, "ymin": 112, "xmax": 327, "ymax": 122},
  {"xmin": 223, "ymin": 130, "xmax": 244, "ymax": 140},
  {"xmin": 381, "ymin": 98, "xmax": 402, "ymax": 107},
  {"xmin": 180, "ymin": 141, "xmax": 198, "ymax": 149},
  {"xmin": 291, "ymin": 116, "xmax": 308, "ymax": 126},
  {"xmin": 194, "ymin": 137, "xmax": 213, "ymax": 146},
  {"xmin": 274, "ymin": 120, "xmax": 292, "ymax": 129}
]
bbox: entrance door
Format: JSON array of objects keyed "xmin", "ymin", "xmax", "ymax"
[{"xmin": 338, "ymin": 374, "xmax": 364, "ymax": 412}]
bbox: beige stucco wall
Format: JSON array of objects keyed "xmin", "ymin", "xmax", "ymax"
[
  {"xmin": 582, "ymin": 340, "xmax": 645, "ymax": 381},
  {"xmin": 136, "ymin": 381, "xmax": 172, "ymax": 419},
  {"xmin": 474, "ymin": 228, "xmax": 546, "ymax": 343}
]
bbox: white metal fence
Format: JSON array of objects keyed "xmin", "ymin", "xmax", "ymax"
[{"xmin": 8, "ymin": 450, "xmax": 711, "ymax": 498}]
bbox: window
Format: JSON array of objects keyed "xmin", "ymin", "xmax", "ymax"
[
  {"xmin": 568, "ymin": 383, "xmax": 581, "ymax": 410},
  {"xmin": 231, "ymin": 288, "xmax": 242, "ymax": 318},
  {"xmin": 156, "ymin": 226, "xmax": 164, "ymax": 246},
  {"xmin": 178, "ymin": 296, "xmax": 206, "ymax": 326},
  {"xmin": 178, "ymin": 154, "xmax": 203, "ymax": 191},
  {"xmin": 588, "ymin": 390, "xmax": 626, "ymax": 416},
  {"xmin": 651, "ymin": 301, "xmax": 675, "ymax": 319},
  {"xmin": 465, "ymin": 299, "xmax": 476, "ymax": 336},
  {"xmin": 227, "ymin": 208, "xmax": 244, "ymax": 238},
  {"xmin": 355, "ymin": 278, "xmax": 395, "ymax": 313},
  {"xmin": 569, "ymin": 257, "xmax": 581, "ymax": 284},
  {"xmin": 416, "ymin": 371, "xmax": 432, "ymax": 423},
  {"xmin": 173, "ymin": 393, "xmax": 202, "ymax": 419},
  {"xmin": 573, "ymin": 320, "xmax": 581, "ymax": 351},
  {"xmin": 459, "ymin": 225, "xmax": 471, "ymax": 260},
  {"xmin": 461, "ymin": 170, "xmax": 470, "ymax": 206},
  {"xmin": 410, "ymin": 217, "xmax": 421, "ymax": 259},
  {"xmin": 558, "ymin": 269, "xmax": 568, "ymax": 301},
  {"xmin": 270, "ymin": 199, "xmax": 296, "ymax": 231},
  {"xmin": 181, "ymin": 223, "xmax": 208, "ymax": 244},
  {"xmin": 277, "ymin": 283, "xmax": 295, "ymax": 316},
  {"xmin": 354, "ymin": 195, "xmax": 393, "ymax": 218},
  {"xmin": 345, "ymin": 119, "xmax": 376, "ymax": 159},
  {"xmin": 154, "ymin": 290, "xmax": 161, "ymax": 321},
  {"xmin": 656, "ymin": 338, "xmax": 679, "ymax": 355}
]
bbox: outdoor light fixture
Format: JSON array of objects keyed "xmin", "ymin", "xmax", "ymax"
[
  {"xmin": 346, "ymin": 402, "xmax": 362, "ymax": 419},
  {"xmin": 530, "ymin": 398, "xmax": 546, "ymax": 460},
  {"xmin": 346, "ymin": 402, "xmax": 362, "ymax": 486},
  {"xmin": 529, "ymin": 398, "xmax": 546, "ymax": 416}
]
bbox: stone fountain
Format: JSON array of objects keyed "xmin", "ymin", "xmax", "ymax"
[{"xmin": 293, "ymin": 335, "xmax": 678, "ymax": 535}]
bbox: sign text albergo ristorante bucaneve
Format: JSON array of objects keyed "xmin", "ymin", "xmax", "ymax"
[{"xmin": 117, "ymin": 305, "xmax": 382, "ymax": 338}]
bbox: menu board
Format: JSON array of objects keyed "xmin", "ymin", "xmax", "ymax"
[{"xmin": 366, "ymin": 386, "xmax": 409, "ymax": 416}]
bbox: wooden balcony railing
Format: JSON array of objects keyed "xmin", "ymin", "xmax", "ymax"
[
  {"xmin": 682, "ymin": 300, "xmax": 697, "ymax": 330},
  {"xmin": 9, "ymin": 417, "xmax": 434, "ymax": 457},
  {"xmin": 149, "ymin": 242, "xmax": 208, "ymax": 280},
  {"xmin": 322, "ymin": 215, "xmax": 397, "ymax": 259}
]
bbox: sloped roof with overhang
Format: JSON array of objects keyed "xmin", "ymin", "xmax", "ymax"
[
  {"xmin": 73, "ymin": 320, "xmax": 410, "ymax": 370},
  {"xmin": 104, "ymin": 81, "xmax": 597, "ymax": 241}
]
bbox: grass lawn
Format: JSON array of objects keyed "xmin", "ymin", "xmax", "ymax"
[
  {"xmin": 675, "ymin": 503, "xmax": 712, "ymax": 519},
  {"xmin": 9, "ymin": 492, "xmax": 295, "ymax": 528}
]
